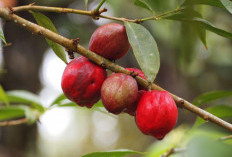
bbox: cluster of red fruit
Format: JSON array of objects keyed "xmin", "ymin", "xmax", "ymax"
[{"xmin": 61, "ymin": 23, "xmax": 178, "ymax": 140}]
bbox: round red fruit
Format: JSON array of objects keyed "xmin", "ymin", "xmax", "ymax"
[
  {"xmin": 101, "ymin": 73, "xmax": 138, "ymax": 114},
  {"xmin": 0, "ymin": 0, "xmax": 17, "ymax": 7},
  {"xmin": 61, "ymin": 56, "xmax": 107, "ymax": 108},
  {"xmin": 89, "ymin": 23, "xmax": 131, "ymax": 60},
  {"xmin": 135, "ymin": 90, "xmax": 178, "ymax": 140},
  {"xmin": 126, "ymin": 68, "xmax": 146, "ymax": 90}
]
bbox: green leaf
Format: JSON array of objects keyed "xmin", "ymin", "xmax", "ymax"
[
  {"xmin": 193, "ymin": 91, "xmax": 232, "ymax": 106},
  {"xmin": 50, "ymin": 94, "xmax": 67, "ymax": 107},
  {"xmin": 125, "ymin": 22, "xmax": 160, "ymax": 83},
  {"xmin": 6, "ymin": 90, "xmax": 45, "ymax": 112},
  {"xmin": 134, "ymin": 0, "xmax": 153, "ymax": 11},
  {"xmin": 0, "ymin": 25, "xmax": 7, "ymax": 45},
  {"xmin": 31, "ymin": 12, "xmax": 67, "ymax": 64},
  {"xmin": 182, "ymin": 0, "xmax": 232, "ymax": 14},
  {"xmin": 0, "ymin": 85, "xmax": 10, "ymax": 107},
  {"xmin": 194, "ymin": 23, "xmax": 207, "ymax": 49},
  {"xmin": 0, "ymin": 106, "xmax": 25, "ymax": 121},
  {"xmin": 193, "ymin": 105, "xmax": 232, "ymax": 129},
  {"xmin": 82, "ymin": 149, "xmax": 144, "ymax": 157}
]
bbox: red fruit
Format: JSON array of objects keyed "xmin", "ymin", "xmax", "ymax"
[
  {"xmin": 125, "ymin": 90, "xmax": 146, "ymax": 116},
  {"xmin": 135, "ymin": 90, "xmax": 178, "ymax": 140},
  {"xmin": 89, "ymin": 23, "xmax": 131, "ymax": 60},
  {"xmin": 0, "ymin": 0, "xmax": 17, "ymax": 7},
  {"xmin": 101, "ymin": 73, "xmax": 138, "ymax": 114},
  {"xmin": 126, "ymin": 68, "xmax": 146, "ymax": 90},
  {"xmin": 61, "ymin": 56, "xmax": 107, "ymax": 108}
]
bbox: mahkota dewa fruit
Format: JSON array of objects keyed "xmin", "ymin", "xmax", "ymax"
[
  {"xmin": 136, "ymin": 90, "xmax": 178, "ymax": 140},
  {"xmin": 126, "ymin": 68, "xmax": 146, "ymax": 90},
  {"xmin": 101, "ymin": 73, "xmax": 138, "ymax": 114},
  {"xmin": 61, "ymin": 56, "xmax": 107, "ymax": 108},
  {"xmin": 125, "ymin": 68, "xmax": 147, "ymax": 116},
  {"xmin": 89, "ymin": 23, "xmax": 131, "ymax": 60},
  {"xmin": 0, "ymin": 0, "xmax": 17, "ymax": 7}
]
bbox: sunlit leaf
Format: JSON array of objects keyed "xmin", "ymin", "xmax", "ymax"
[
  {"xmin": 50, "ymin": 94, "xmax": 67, "ymax": 107},
  {"xmin": 0, "ymin": 106, "xmax": 25, "ymax": 121},
  {"xmin": 134, "ymin": 0, "xmax": 153, "ymax": 11},
  {"xmin": 0, "ymin": 85, "xmax": 9, "ymax": 107},
  {"xmin": 0, "ymin": 25, "xmax": 7, "ymax": 45},
  {"xmin": 192, "ymin": 91, "xmax": 232, "ymax": 106},
  {"xmin": 31, "ymin": 12, "xmax": 67, "ymax": 64},
  {"xmin": 82, "ymin": 149, "xmax": 144, "ymax": 157},
  {"xmin": 125, "ymin": 22, "xmax": 160, "ymax": 83},
  {"xmin": 6, "ymin": 90, "xmax": 45, "ymax": 112},
  {"xmin": 182, "ymin": 0, "xmax": 232, "ymax": 14},
  {"xmin": 193, "ymin": 105, "xmax": 232, "ymax": 129}
]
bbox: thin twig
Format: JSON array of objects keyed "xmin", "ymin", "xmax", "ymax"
[
  {"xmin": 94, "ymin": 0, "xmax": 107, "ymax": 14},
  {"xmin": 161, "ymin": 148, "xmax": 186, "ymax": 157},
  {"xmin": 219, "ymin": 135, "xmax": 232, "ymax": 141},
  {"xmin": 0, "ymin": 118, "xmax": 28, "ymax": 126},
  {"xmin": 0, "ymin": 7, "xmax": 232, "ymax": 132}
]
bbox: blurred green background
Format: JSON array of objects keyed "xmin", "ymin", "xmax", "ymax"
[{"xmin": 0, "ymin": 0, "xmax": 232, "ymax": 157}]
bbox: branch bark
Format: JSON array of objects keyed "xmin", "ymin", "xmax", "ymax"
[
  {"xmin": 0, "ymin": 118, "xmax": 28, "ymax": 126},
  {"xmin": 0, "ymin": 7, "xmax": 232, "ymax": 131}
]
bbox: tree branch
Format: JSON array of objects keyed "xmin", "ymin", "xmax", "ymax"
[
  {"xmin": 0, "ymin": 7, "xmax": 232, "ymax": 132},
  {"xmin": 0, "ymin": 118, "xmax": 28, "ymax": 126}
]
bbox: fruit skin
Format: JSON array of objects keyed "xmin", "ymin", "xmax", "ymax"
[
  {"xmin": 89, "ymin": 23, "xmax": 131, "ymax": 60},
  {"xmin": 0, "ymin": 0, "xmax": 17, "ymax": 7},
  {"xmin": 101, "ymin": 73, "xmax": 138, "ymax": 114},
  {"xmin": 126, "ymin": 68, "xmax": 146, "ymax": 90},
  {"xmin": 125, "ymin": 90, "xmax": 146, "ymax": 116},
  {"xmin": 135, "ymin": 90, "xmax": 178, "ymax": 140},
  {"xmin": 61, "ymin": 56, "xmax": 107, "ymax": 108}
]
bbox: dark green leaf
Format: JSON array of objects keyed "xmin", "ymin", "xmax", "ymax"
[
  {"xmin": 182, "ymin": 0, "xmax": 232, "ymax": 14},
  {"xmin": 0, "ymin": 85, "xmax": 9, "ymax": 107},
  {"xmin": 125, "ymin": 22, "xmax": 160, "ymax": 83},
  {"xmin": 0, "ymin": 106, "xmax": 25, "ymax": 121},
  {"xmin": 134, "ymin": 0, "xmax": 153, "ymax": 11},
  {"xmin": 194, "ymin": 23, "xmax": 207, "ymax": 49},
  {"xmin": 82, "ymin": 149, "xmax": 144, "ymax": 157},
  {"xmin": 193, "ymin": 91, "xmax": 232, "ymax": 106},
  {"xmin": 31, "ymin": 12, "xmax": 67, "ymax": 64},
  {"xmin": 193, "ymin": 105, "xmax": 232, "ymax": 129},
  {"xmin": 6, "ymin": 90, "xmax": 45, "ymax": 112},
  {"xmin": 0, "ymin": 25, "xmax": 7, "ymax": 45}
]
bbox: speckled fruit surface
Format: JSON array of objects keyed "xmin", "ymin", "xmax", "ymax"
[
  {"xmin": 136, "ymin": 90, "xmax": 178, "ymax": 140},
  {"xmin": 101, "ymin": 73, "xmax": 138, "ymax": 114},
  {"xmin": 89, "ymin": 23, "xmax": 131, "ymax": 60},
  {"xmin": 61, "ymin": 56, "xmax": 107, "ymax": 108}
]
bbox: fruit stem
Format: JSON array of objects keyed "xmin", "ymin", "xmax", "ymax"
[{"xmin": 94, "ymin": 0, "xmax": 107, "ymax": 14}]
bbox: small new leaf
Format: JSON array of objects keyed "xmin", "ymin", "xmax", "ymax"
[
  {"xmin": 31, "ymin": 12, "xmax": 68, "ymax": 64},
  {"xmin": 134, "ymin": 0, "xmax": 153, "ymax": 11},
  {"xmin": 0, "ymin": 85, "xmax": 10, "ymax": 107},
  {"xmin": 125, "ymin": 22, "xmax": 160, "ymax": 83}
]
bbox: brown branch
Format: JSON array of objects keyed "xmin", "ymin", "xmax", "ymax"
[
  {"xmin": 219, "ymin": 135, "xmax": 232, "ymax": 141},
  {"xmin": 0, "ymin": 118, "xmax": 28, "ymax": 126},
  {"xmin": 0, "ymin": 7, "xmax": 232, "ymax": 131}
]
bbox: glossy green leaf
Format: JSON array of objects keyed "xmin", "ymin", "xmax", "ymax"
[
  {"xmin": 0, "ymin": 106, "xmax": 25, "ymax": 121},
  {"xmin": 82, "ymin": 149, "xmax": 144, "ymax": 157},
  {"xmin": 125, "ymin": 22, "xmax": 160, "ymax": 82},
  {"xmin": 0, "ymin": 25, "xmax": 7, "ymax": 45},
  {"xmin": 0, "ymin": 85, "xmax": 9, "ymax": 107},
  {"xmin": 193, "ymin": 105, "xmax": 232, "ymax": 129},
  {"xmin": 193, "ymin": 91, "xmax": 232, "ymax": 106},
  {"xmin": 182, "ymin": 0, "xmax": 232, "ymax": 14},
  {"xmin": 31, "ymin": 12, "xmax": 67, "ymax": 64},
  {"xmin": 6, "ymin": 90, "xmax": 45, "ymax": 112},
  {"xmin": 134, "ymin": 0, "xmax": 153, "ymax": 11}
]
